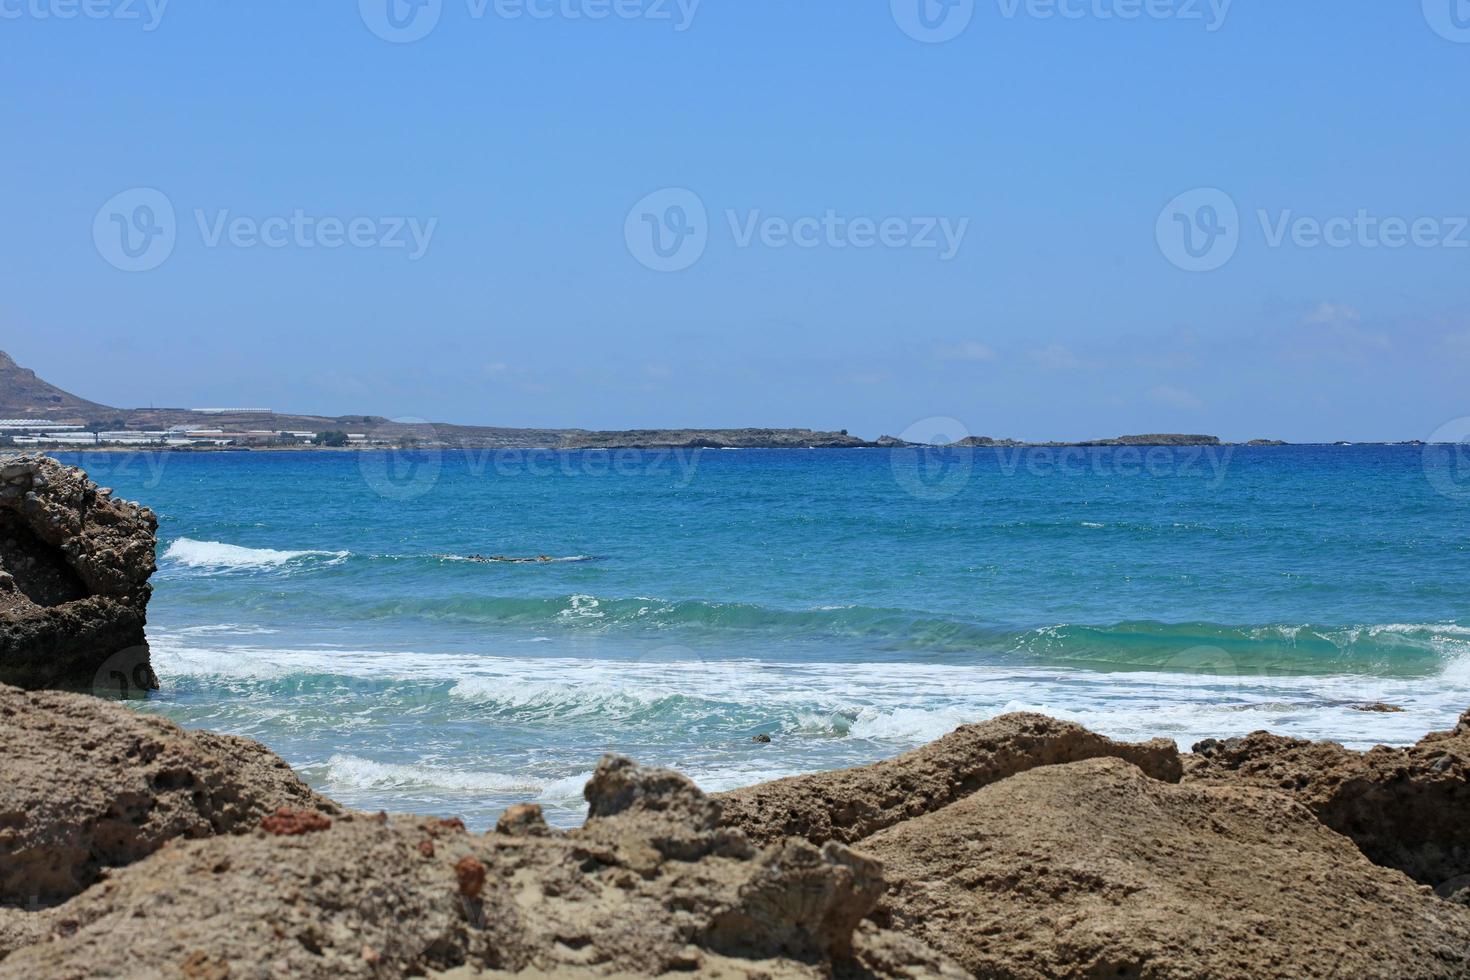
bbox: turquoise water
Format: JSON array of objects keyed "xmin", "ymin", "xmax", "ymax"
[{"xmin": 58, "ymin": 445, "xmax": 1470, "ymax": 828}]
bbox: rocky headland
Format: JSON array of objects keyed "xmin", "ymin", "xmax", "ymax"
[{"xmin": 0, "ymin": 455, "xmax": 157, "ymax": 692}]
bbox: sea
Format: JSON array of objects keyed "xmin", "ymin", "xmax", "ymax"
[{"xmin": 55, "ymin": 443, "xmax": 1470, "ymax": 829}]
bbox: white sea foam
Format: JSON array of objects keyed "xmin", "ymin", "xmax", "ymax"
[
  {"xmin": 325, "ymin": 754, "xmax": 546, "ymax": 794},
  {"xmin": 163, "ymin": 538, "xmax": 349, "ymax": 573},
  {"xmin": 146, "ymin": 628, "xmax": 1470, "ymax": 755}
]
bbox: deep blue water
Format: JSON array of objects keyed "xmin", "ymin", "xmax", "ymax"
[{"xmin": 57, "ymin": 444, "xmax": 1470, "ymax": 827}]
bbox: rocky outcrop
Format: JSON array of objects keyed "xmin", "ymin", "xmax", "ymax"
[
  {"xmin": 861, "ymin": 757, "xmax": 1470, "ymax": 979},
  {"xmin": 1184, "ymin": 708, "xmax": 1470, "ymax": 893},
  {"xmin": 0, "ymin": 755, "xmax": 962, "ymax": 978},
  {"xmin": 0, "ymin": 684, "xmax": 336, "ymax": 907},
  {"xmin": 6, "ymin": 694, "xmax": 1470, "ymax": 978},
  {"xmin": 0, "ymin": 455, "xmax": 158, "ymax": 692},
  {"xmin": 716, "ymin": 712, "xmax": 1182, "ymax": 847}
]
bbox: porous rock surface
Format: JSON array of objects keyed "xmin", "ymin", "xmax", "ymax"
[
  {"xmin": 1185, "ymin": 708, "xmax": 1470, "ymax": 892},
  {"xmin": 0, "ymin": 454, "xmax": 158, "ymax": 691},
  {"xmin": 862, "ymin": 757, "xmax": 1470, "ymax": 979},
  {"xmin": 0, "ymin": 683, "xmax": 337, "ymax": 907},
  {"xmin": 716, "ymin": 712, "xmax": 1183, "ymax": 846},
  {"xmin": 0, "ymin": 755, "xmax": 963, "ymax": 979}
]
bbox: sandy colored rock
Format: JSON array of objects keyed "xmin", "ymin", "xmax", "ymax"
[
  {"xmin": 863, "ymin": 756, "xmax": 1470, "ymax": 979},
  {"xmin": 0, "ymin": 683, "xmax": 337, "ymax": 906},
  {"xmin": 716, "ymin": 712, "xmax": 1182, "ymax": 846},
  {"xmin": 1185, "ymin": 708, "xmax": 1470, "ymax": 890},
  {"xmin": 0, "ymin": 758, "xmax": 961, "ymax": 979},
  {"xmin": 0, "ymin": 454, "xmax": 158, "ymax": 691}
]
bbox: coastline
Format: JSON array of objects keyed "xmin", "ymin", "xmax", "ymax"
[{"xmin": 2, "ymin": 685, "xmax": 1467, "ymax": 977}]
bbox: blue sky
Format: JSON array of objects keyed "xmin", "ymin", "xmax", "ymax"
[{"xmin": 2, "ymin": 0, "xmax": 1467, "ymax": 441}]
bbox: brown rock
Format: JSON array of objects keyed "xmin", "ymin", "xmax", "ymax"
[
  {"xmin": 1185, "ymin": 708, "xmax": 1470, "ymax": 889},
  {"xmin": 716, "ymin": 712, "xmax": 1182, "ymax": 846},
  {"xmin": 863, "ymin": 757, "xmax": 1470, "ymax": 979},
  {"xmin": 494, "ymin": 803, "xmax": 551, "ymax": 837},
  {"xmin": 0, "ymin": 455, "xmax": 158, "ymax": 691},
  {"xmin": 0, "ymin": 683, "xmax": 337, "ymax": 905},
  {"xmin": 0, "ymin": 777, "xmax": 957, "ymax": 978}
]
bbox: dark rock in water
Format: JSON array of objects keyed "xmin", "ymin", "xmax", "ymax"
[
  {"xmin": 752, "ymin": 732, "xmax": 772, "ymax": 743},
  {"xmin": 1185, "ymin": 708, "xmax": 1470, "ymax": 889},
  {"xmin": 0, "ymin": 455, "xmax": 158, "ymax": 692},
  {"xmin": 1353, "ymin": 701, "xmax": 1405, "ymax": 712}
]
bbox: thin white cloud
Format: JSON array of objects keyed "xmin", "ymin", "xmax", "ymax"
[
  {"xmin": 1029, "ymin": 344, "xmax": 1084, "ymax": 370},
  {"xmin": 941, "ymin": 341, "xmax": 998, "ymax": 362},
  {"xmin": 1149, "ymin": 385, "xmax": 1205, "ymax": 411}
]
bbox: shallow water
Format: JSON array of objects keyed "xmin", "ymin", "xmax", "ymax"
[{"xmin": 57, "ymin": 445, "xmax": 1470, "ymax": 828}]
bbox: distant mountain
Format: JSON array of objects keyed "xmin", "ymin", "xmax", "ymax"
[{"xmin": 0, "ymin": 351, "xmax": 113, "ymax": 419}]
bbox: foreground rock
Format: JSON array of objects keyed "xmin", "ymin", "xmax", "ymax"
[
  {"xmin": 716, "ymin": 712, "xmax": 1182, "ymax": 846},
  {"xmin": 0, "ymin": 756, "xmax": 961, "ymax": 978},
  {"xmin": 1185, "ymin": 708, "xmax": 1470, "ymax": 894},
  {"xmin": 863, "ymin": 757, "xmax": 1470, "ymax": 979},
  {"xmin": 0, "ymin": 684, "xmax": 336, "ymax": 907},
  {"xmin": 0, "ymin": 455, "xmax": 157, "ymax": 691}
]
